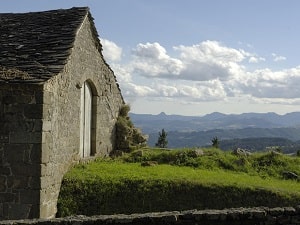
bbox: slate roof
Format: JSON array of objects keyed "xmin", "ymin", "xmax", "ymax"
[{"xmin": 0, "ymin": 7, "xmax": 101, "ymax": 83}]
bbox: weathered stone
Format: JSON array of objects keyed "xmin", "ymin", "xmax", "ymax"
[
  {"xmin": 2, "ymin": 96, "xmax": 16, "ymax": 105},
  {"xmin": 0, "ymin": 167, "xmax": 11, "ymax": 176},
  {"xmin": 232, "ymin": 148, "xmax": 252, "ymax": 156},
  {"xmin": 141, "ymin": 161, "xmax": 158, "ymax": 167},
  {"xmin": 5, "ymin": 203, "xmax": 33, "ymax": 220},
  {"xmin": 10, "ymin": 163, "xmax": 41, "ymax": 176},
  {"xmin": 282, "ymin": 171, "xmax": 298, "ymax": 180},
  {"xmin": 7, "ymin": 176, "xmax": 29, "ymax": 189},
  {"xmin": 269, "ymin": 207, "xmax": 285, "ymax": 216},
  {"xmin": 192, "ymin": 148, "xmax": 204, "ymax": 157},
  {"xmin": 0, "ymin": 193, "xmax": 16, "ymax": 202},
  {"xmin": 4, "ymin": 144, "xmax": 28, "ymax": 163},
  {"xmin": 19, "ymin": 190, "xmax": 40, "ymax": 204},
  {"xmin": 0, "ymin": 176, "xmax": 7, "ymax": 192},
  {"xmin": 24, "ymin": 104, "xmax": 43, "ymax": 119},
  {"xmin": 0, "ymin": 134, "xmax": 9, "ymax": 143},
  {"xmin": 9, "ymin": 132, "xmax": 42, "ymax": 144},
  {"xmin": 0, "ymin": 203, "xmax": 3, "ymax": 218},
  {"xmin": 283, "ymin": 207, "xmax": 296, "ymax": 215},
  {"xmin": 0, "ymin": 7, "xmax": 124, "ymax": 220},
  {"xmin": 0, "ymin": 207, "xmax": 299, "ymax": 225}
]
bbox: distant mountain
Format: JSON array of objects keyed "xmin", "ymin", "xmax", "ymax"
[
  {"xmin": 130, "ymin": 112, "xmax": 300, "ymax": 152},
  {"xmin": 130, "ymin": 112, "xmax": 300, "ymax": 134}
]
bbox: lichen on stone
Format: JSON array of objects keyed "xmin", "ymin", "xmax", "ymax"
[{"xmin": 0, "ymin": 65, "xmax": 32, "ymax": 80}]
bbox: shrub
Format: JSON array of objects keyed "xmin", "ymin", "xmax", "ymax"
[{"xmin": 115, "ymin": 104, "xmax": 147, "ymax": 152}]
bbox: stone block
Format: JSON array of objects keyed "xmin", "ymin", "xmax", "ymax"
[
  {"xmin": 7, "ymin": 175, "xmax": 29, "ymax": 189},
  {"xmin": 42, "ymin": 132, "xmax": 52, "ymax": 145},
  {"xmin": 10, "ymin": 132, "xmax": 42, "ymax": 144},
  {"xmin": 11, "ymin": 163, "xmax": 41, "ymax": 176},
  {"xmin": 30, "ymin": 144, "xmax": 43, "ymax": 163},
  {"xmin": 2, "ymin": 96, "xmax": 16, "ymax": 105},
  {"xmin": 0, "ymin": 203, "xmax": 3, "ymax": 218},
  {"xmin": 0, "ymin": 134, "xmax": 9, "ymax": 143},
  {"xmin": 27, "ymin": 176, "xmax": 41, "ymax": 189},
  {"xmin": 3, "ymin": 104, "xmax": 23, "ymax": 115},
  {"xmin": 0, "ymin": 166, "xmax": 11, "ymax": 176},
  {"xmin": 33, "ymin": 120, "xmax": 43, "ymax": 132},
  {"xmin": 0, "ymin": 193, "xmax": 16, "ymax": 202},
  {"xmin": 4, "ymin": 144, "xmax": 28, "ymax": 163},
  {"xmin": 40, "ymin": 144, "xmax": 50, "ymax": 164},
  {"xmin": 24, "ymin": 104, "xmax": 43, "ymax": 119},
  {"xmin": 20, "ymin": 190, "xmax": 40, "ymax": 204},
  {"xmin": 6, "ymin": 203, "xmax": 33, "ymax": 220},
  {"xmin": 16, "ymin": 95, "xmax": 35, "ymax": 104},
  {"xmin": 42, "ymin": 91, "xmax": 53, "ymax": 105},
  {"xmin": 42, "ymin": 121, "xmax": 52, "ymax": 132},
  {"xmin": 0, "ymin": 176, "xmax": 6, "ymax": 192},
  {"xmin": 35, "ymin": 91, "xmax": 44, "ymax": 104},
  {"xmin": 40, "ymin": 202, "xmax": 56, "ymax": 219}
]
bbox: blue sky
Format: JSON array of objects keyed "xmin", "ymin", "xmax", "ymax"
[{"xmin": 2, "ymin": 1, "xmax": 300, "ymax": 115}]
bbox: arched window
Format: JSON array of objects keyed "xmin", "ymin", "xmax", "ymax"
[{"xmin": 80, "ymin": 81, "xmax": 93, "ymax": 158}]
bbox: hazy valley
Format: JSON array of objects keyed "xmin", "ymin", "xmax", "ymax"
[{"xmin": 130, "ymin": 112, "xmax": 300, "ymax": 153}]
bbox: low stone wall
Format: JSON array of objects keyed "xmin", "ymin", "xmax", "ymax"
[{"xmin": 1, "ymin": 206, "xmax": 300, "ymax": 225}]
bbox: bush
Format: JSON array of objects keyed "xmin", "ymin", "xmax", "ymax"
[{"xmin": 115, "ymin": 104, "xmax": 147, "ymax": 152}]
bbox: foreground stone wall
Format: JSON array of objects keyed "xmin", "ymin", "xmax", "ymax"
[
  {"xmin": 0, "ymin": 83, "xmax": 44, "ymax": 219},
  {"xmin": 1, "ymin": 207, "xmax": 299, "ymax": 225}
]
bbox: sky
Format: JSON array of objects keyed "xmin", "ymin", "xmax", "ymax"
[{"xmin": 2, "ymin": 0, "xmax": 300, "ymax": 116}]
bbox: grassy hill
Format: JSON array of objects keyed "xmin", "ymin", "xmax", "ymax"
[{"xmin": 57, "ymin": 148, "xmax": 300, "ymax": 217}]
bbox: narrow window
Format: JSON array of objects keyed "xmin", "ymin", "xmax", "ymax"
[{"xmin": 80, "ymin": 81, "xmax": 92, "ymax": 157}]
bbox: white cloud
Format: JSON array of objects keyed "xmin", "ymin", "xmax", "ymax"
[
  {"xmin": 105, "ymin": 39, "xmax": 300, "ymax": 110},
  {"xmin": 272, "ymin": 53, "xmax": 287, "ymax": 62},
  {"xmin": 100, "ymin": 38, "xmax": 122, "ymax": 62},
  {"xmin": 129, "ymin": 41, "xmax": 252, "ymax": 82},
  {"xmin": 121, "ymin": 82, "xmax": 158, "ymax": 97},
  {"xmin": 248, "ymin": 56, "xmax": 265, "ymax": 63},
  {"xmin": 174, "ymin": 40, "xmax": 247, "ymax": 81},
  {"xmin": 131, "ymin": 42, "xmax": 184, "ymax": 77},
  {"xmin": 231, "ymin": 67, "xmax": 300, "ymax": 99}
]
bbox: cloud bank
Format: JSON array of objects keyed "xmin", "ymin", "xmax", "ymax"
[{"xmin": 101, "ymin": 39, "xmax": 300, "ymax": 107}]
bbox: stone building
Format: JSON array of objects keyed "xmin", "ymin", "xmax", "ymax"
[{"xmin": 0, "ymin": 7, "xmax": 124, "ymax": 220}]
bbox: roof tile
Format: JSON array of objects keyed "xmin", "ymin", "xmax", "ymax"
[{"xmin": 0, "ymin": 7, "xmax": 89, "ymax": 83}]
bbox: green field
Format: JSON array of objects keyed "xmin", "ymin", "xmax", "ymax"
[{"xmin": 57, "ymin": 148, "xmax": 300, "ymax": 217}]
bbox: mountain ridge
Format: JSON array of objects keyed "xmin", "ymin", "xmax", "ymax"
[
  {"xmin": 130, "ymin": 111, "xmax": 300, "ymax": 151},
  {"xmin": 130, "ymin": 111, "xmax": 300, "ymax": 134}
]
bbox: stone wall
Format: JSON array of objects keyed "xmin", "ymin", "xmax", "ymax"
[
  {"xmin": 1, "ymin": 207, "xmax": 300, "ymax": 225},
  {"xmin": 0, "ymin": 83, "xmax": 44, "ymax": 219},
  {"xmin": 39, "ymin": 16, "xmax": 124, "ymax": 219},
  {"xmin": 0, "ymin": 15, "xmax": 124, "ymax": 220}
]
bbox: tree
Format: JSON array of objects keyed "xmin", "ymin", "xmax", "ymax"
[
  {"xmin": 211, "ymin": 136, "xmax": 219, "ymax": 148},
  {"xmin": 155, "ymin": 129, "xmax": 168, "ymax": 148}
]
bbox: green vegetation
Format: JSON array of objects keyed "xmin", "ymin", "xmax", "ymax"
[
  {"xmin": 57, "ymin": 148, "xmax": 300, "ymax": 217},
  {"xmin": 115, "ymin": 104, "xmax": 147, "ymax": 152}
]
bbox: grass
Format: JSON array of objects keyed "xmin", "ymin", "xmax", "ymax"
[{"xmin": 57, "ymin": 147, "xmax": 300, "ymax": 217}]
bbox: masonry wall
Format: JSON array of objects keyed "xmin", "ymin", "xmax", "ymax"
[
  {"xmin": 0, "ymin": 83, "xmax": 44, "ymax": 220},
  {"xmin": 1, "ymin": 207, "xmax": 300, "ymax": 225},
  {"xmin": 39, "ymin": 16, "xmax": 124, "ymax": 219}
]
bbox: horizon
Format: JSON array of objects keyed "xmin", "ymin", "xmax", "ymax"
[
  {"xmin": 130, "ymin": 110, "xmax": 300, "ymax": 117},
  {"xmin": 2, "ymin": 1, "xmax": 300, "ymax": 116}
]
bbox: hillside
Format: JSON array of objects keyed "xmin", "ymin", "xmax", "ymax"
[{"xmin": 130, "ymin": 112, "xmax": 300, "ymax": 152}]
